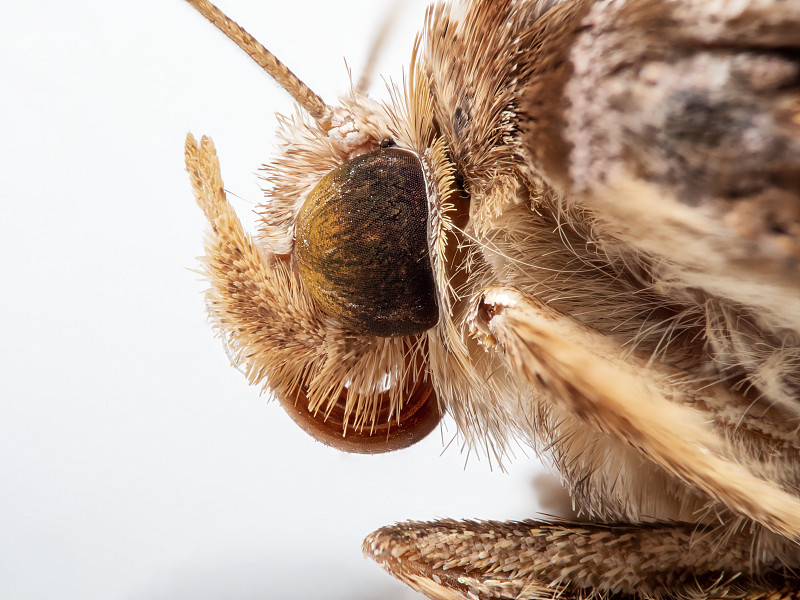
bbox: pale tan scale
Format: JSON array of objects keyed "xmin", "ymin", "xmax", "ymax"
[{"xmin": 183, "ymin": 0, "xmax": 800, "ymax": 598}]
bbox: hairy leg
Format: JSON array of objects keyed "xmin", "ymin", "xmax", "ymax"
[{"xmin": 365, "ymin": 519, "xmax": 797, "ymax": 600}]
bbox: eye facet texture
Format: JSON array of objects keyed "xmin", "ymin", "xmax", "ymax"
[{"xmin": 295, "ymin": 148, "xmax": 438, "ymax": 337}]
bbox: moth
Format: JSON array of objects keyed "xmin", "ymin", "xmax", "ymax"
[{"xmin": 182, "ymin": 0, "xmax": 800, "ymax": 598}]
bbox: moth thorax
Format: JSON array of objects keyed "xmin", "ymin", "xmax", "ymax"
[{"xmin": 294, "ymin": 148, "xmax": 438, "ymax": 337}]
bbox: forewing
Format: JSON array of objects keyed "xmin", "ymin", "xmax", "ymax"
[{"xmin": 553, "ymin": 0, "xmax": 800, "ymax": 326}]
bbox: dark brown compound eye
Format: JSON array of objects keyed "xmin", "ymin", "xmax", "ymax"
[
  {"xmin": 276, "ymin": 378, "xmax": 440, "ymax": 454},
  {"xmin": 294, "ymin": 148, "xmax": 439, "ymax": 337}
]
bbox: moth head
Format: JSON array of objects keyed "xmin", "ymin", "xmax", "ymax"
[
  {"xmin": 256, "ymin": 109, "xmax": 451, "ymax": 453},
  {"xmin": 185, "ymin": 0, "xmax": 459, "ymax": 453}
]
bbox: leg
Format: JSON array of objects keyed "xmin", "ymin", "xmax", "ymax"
[{"xmin": 365, "ymin": 519, "xmax": 797, "ymax": 600}]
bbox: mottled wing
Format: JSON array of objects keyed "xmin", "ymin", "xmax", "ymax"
[{"xmin": 551, "ymin": 0, "xmax": 800, "ymax": 324}]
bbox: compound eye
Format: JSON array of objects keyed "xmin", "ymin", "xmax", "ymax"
[{"xmin": 295, "ymin": 148, "xmax": 438, "ymax": 337}]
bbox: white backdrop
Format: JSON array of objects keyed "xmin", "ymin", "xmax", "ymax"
[{"xmin": 0, "ymin": 2, "xmax": 550, "ymax": 598}]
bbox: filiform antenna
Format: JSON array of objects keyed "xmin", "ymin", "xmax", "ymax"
[{"xmin": 184, "ymin": 0, "xmax": 332, "ymax": 125}]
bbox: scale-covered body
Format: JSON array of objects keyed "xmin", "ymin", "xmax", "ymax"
[{"xmin": 185, "ymin": 0, "xmax": 800, "ymax": 597}]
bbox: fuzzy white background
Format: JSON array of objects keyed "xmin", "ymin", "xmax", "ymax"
[{"xmin": 0, "ymin": 1, "xmax": 549, "ymax": 598}]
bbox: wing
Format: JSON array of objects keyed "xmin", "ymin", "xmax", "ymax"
[{"xmin": 545, "ymin": 0, "xmax": 800, "ymax": 330}]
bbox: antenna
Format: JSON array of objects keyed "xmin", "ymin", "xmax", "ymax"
[{"xmin": 184, "ymin": 0, "xmax": 332, "ymax": 125}]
